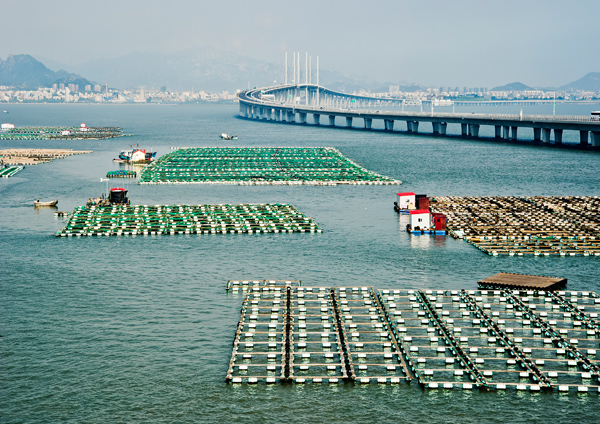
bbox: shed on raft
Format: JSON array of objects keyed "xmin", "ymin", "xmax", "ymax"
[
  {"xmin": 395, "ymin": 192, "xmax": 416, "ymax": 212},
  {"xmin": 408, "ymin": 209, "xmax": 431, "ymax": 233}
]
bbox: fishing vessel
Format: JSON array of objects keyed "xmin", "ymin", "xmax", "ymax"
[{"xmin": 117, "ymin": 148, "xmax": 156, "ymax": 161}]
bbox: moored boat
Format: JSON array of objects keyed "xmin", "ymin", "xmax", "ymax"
[
  {"xmin": 34, "ymin": 199, "xmax": 58, "ymax": 207},
  {"xmin": 219, "ymin": 133, "xmax": 238, "ymax": 140}
]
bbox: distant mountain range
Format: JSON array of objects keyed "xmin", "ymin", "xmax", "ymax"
[
  {"xmin": 490, "ymin": 82, "xmax": 533, "ymax": 91},
  {"xmin": 559, "ymin": 72, "xmax": 600, "ymax": 91},
  {"xmin": 491, "ymin": 73, "xmax": 600, "ymax": 93},
  {"xmin": 0, "ymin": 54, "xmax": 94, "ymax": 89},
  {"xmin": 1, "ymin": 51, "xmax": 599, "ymax": 93}
]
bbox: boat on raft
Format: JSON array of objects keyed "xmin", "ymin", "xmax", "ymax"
[
  {"xmin": 114, "ymin": 148, "xmax": 156, "ymax": 163},
  {"xmin": 34, "ymin": 199, "xmax": 58, "ymax": 207}
]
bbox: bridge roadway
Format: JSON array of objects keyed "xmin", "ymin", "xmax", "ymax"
[{"xmin": 237, "ymin": 84, "xmax": 600, "ymax": 147}]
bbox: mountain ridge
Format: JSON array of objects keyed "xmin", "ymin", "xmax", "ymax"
[{"xmin": 0, "ymin": 54, "xmax": 94, "ymax": 89}]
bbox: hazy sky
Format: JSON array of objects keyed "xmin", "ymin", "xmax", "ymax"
[{"xmin": 2, "ymin": 0, "xmax": 599, "ymax": 87}]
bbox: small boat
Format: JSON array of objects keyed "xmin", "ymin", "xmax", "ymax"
[
  {"xmin": 219, "ymin": 133, "xmax": 238, "ymax": 140},
  {"xmin": 2, "ymin": 110, "xmax": 8, "ymax": 113},
  {"xmin": 34, "ymin": 199, "xmax": 58, "ymax": 207}
]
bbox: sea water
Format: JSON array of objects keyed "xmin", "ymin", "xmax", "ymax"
[{"xmin": 1, "ymin": 103, "xmax": 599, "ymax": 423}]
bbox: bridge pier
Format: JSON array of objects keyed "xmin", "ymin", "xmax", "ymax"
[
  {"xmin": 440, "ymin": 122, "xmax": 447, "ymax": 135},
  {"xmin": 461, "ymin": 123, "xmax": 468, "ymax": 137},
  {"xmin": 364, "ymin": 118, "xmax": 372, "ymax": 129},
  {"xmin": 591, "ymin": 131, "xmax": 600, "ymax": 147},
  {"xmin": 533, "ymin": 127, "xmax": 541, "ymax": 142},
  {"xmin": 313, "ymin": 114, "xmax": 320, "ymax": 125},
  {"xmin": 286, "ymin": 110, "xmax": 295, "ymax": 123},
  {"xmin": 580, "ymin": 130, "xmax": 589, "ymax": 145},
  {"xmin": 502, "ymin": 126, "xmax": 510, "ymax": 140},
  {"xmin": 468, "ymin": 124, "xmax": 480, "ymax": 137},
  {"xmin": 329, "ymin": 115, "xmax": 335, "ymax": 126},
  {"xmin": 495, "ymin": 126, "xmax": 502, "ymax": 139},
  {"xmin": 407, "ymin": 121, "xmax": 418, "ymax": 133},
  {"xmin": 511, "ymin": 126, "xmax": 518, "ymax": 140},
  {"xmin": 542, "ymin": 128, "xmax": 551, "ymax": 143},
  {"xmin": 384, "ymin": 119, "xmax": 394, "ymax": 131},
  {"xmin": 432, "ymin": 122, "xmax": 440, "ymax": 135},
  {"xmin": 346, "ymin": 117, "xmax": 353, "ymax": 128},
  {"xmin": 554, "ymin": 129, "xmax": 563, "ymax": 144},
  {"xmin": 298, "ymin": 112, "xmax": 307, "ymax": 124}
]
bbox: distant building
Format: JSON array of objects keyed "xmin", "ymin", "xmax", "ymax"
[
  {"xmin": 94, "ymin": 85, "xmax": 101, "ymax": 92},
  {"xmin": 85, "ymin": 85, "xmax": 91, "ymax": 92},
  {"xmin": 389, "ymin": 85, "xmax": 400, "ymax": 95}
]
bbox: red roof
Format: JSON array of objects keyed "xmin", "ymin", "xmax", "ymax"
[
  {"xmin": 409, "ymin": 209, "xmax": 430, "ymax": 215},
  {"xmin": 397, "ymin": 192, "xmax": 416, "ymax": 196},
  {"xmin": 110, "ymin": 187, "xmax": 127, "ymax": 191}
]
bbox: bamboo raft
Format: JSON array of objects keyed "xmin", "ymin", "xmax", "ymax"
[
  {"xmin": 138, "ymin": 147, "xmax": 401, "ymax": 185},
  {"xmin": 430, "ymin": 196, "xmax": 600, "ymax": 256},
  {"xmin": 226, "ymin": 285, "xmax": 600, "ymax": 394},
  {"xmin": 0, "ymin": 149, "xmax": 93, "ymax": 165},
  {"xmin": 55, "ymin": 203, "xmax": 323, "ymax": 237}
]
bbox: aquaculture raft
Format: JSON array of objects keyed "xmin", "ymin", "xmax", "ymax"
[
  {"xmin": 0, "ymin": 149, "xmax": 93, "ymax": 165},
  {"xmin": 226, "ymin": 286, "xmax": 600, "ymax": 393},
  {"xmin": 106, "ymin": 170, "xmax": 136, "ymax": 178},
  {"xmin": 0, "ymin": 166, "xmax": 24, "ymax": 178},
  {"xmin": 226, "ymin": 279, "xmax": 302, "ymax": 291},
  {"xmin": 0, "ymin": 126, "xmax": 125, "ymax": 140},
  {"xmin": 55, "ymin": 203, "xmax": 323, "ymax": 237},
  {"xmin": 138, "ymin": 147, "xmax": 401, "ymax": 185},
  {"xmin": 430, "ymin": 196, "xmax": 600, "ymax": 256}
]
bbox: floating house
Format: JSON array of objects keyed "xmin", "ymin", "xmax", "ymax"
[
  {"xmin": 408, "ymin": 210, "xmax": 431, "ymax": 233},
  {"xmin": 395, "ymin": 192, "xmax": 416, "ymax": 213},
  {"xmin": 408, "ymin": 210, "xmax": 448, "ymax": 235}
]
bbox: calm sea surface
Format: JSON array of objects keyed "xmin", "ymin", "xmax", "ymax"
[{"xmin": 2, "ymin": 103, "xmax": 600, "ymax": 423}]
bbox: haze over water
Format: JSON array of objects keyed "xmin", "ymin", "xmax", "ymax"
[{"xmin": 2, "ymin": 103, "xmax": 600, "ymax": 423}]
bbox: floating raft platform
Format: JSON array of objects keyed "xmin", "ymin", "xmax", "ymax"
[
  {"xmin": 0, "ymin": 149, "xmax": 93, "ymax": 165},
  {"xmin": 138, "ymin": 147, "xmax": 401, "ymax": 185},
  {"xmin": 430, "ymin": 196, "xmax": 600, "ymax": 256},
  {"xmin": 55, "ymin": 203, "xmax": 323, "ymax": 237},
  {"xmin": 106, "ymin": 170, "xmax": 136, "ymax": 178},
  {"xmin": 0, "ymin": 165, "xmax": 24, "ymax": 178},
  {"xmin": 226, "ymin": 286, "xmax": 600, "ymax": 394},
  {"xmin": 0, "ymin": 126, "xmax": 125, "ymax": 140},
  {"xmin": 478, "ymin": 273, "xmax": 567, "ymax": 291},
  {"xmin": 226, "ymin": 279, "xmax": 302, "ymax": 291}
]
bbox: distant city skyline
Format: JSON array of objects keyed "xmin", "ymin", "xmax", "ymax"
[{"xmin": 1, "ymin": 0, "xmax": 599, "ymax": 88}]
